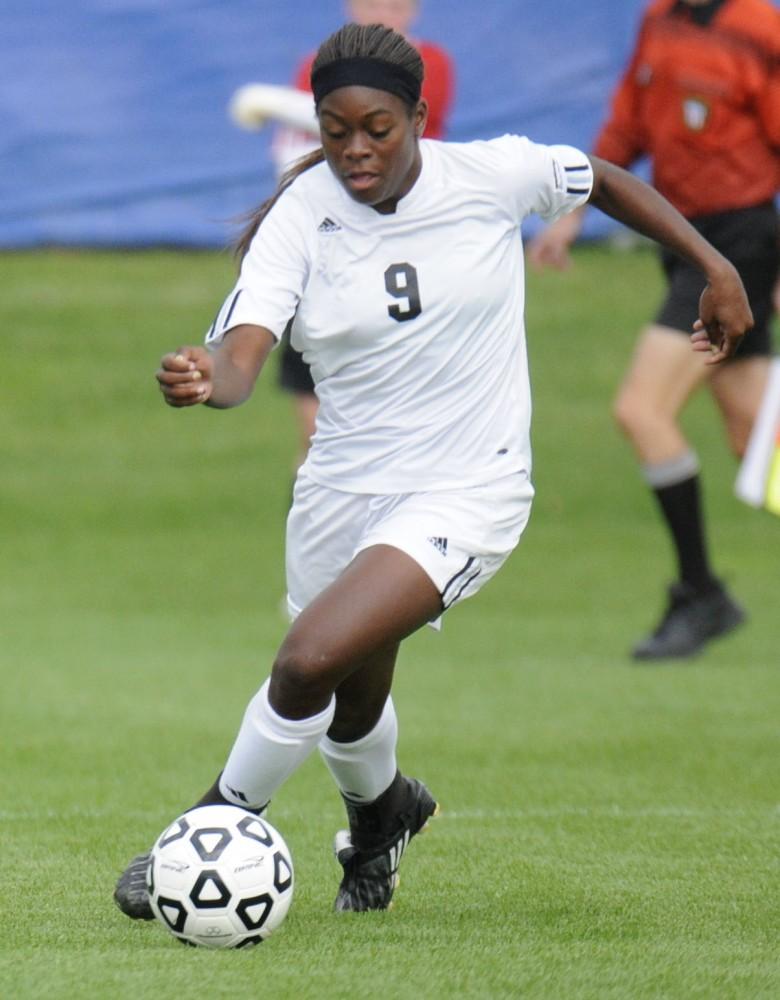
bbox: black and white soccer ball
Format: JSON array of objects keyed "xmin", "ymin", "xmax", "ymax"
[{"xmin": 147, "ymin": 804, "xmax": 294, "ymax": 949}]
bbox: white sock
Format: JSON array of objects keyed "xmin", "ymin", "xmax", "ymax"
[
  {"xmin": 318, "ymin": 696, "xmax": 398, "ymax": 803},
  {"xmin": 219, "ymin": 679, "xmax": 335, "ymax": 810}
]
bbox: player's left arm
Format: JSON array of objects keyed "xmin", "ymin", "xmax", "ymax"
[{"xmin": 587, "ymin": 156, "xmax": 754, "ymax": 364}]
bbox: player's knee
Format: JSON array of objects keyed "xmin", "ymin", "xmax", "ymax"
[
  {"xmin": 270, "ymin": 636, "xmax": 340, "ymax": 713},
  {"xmin": 612, "ymin": 388, "xmax": 657, "ymax": 441},
  {"xmin": 612, "ymin": 388, "xmax": 640, "ymax": 437}
]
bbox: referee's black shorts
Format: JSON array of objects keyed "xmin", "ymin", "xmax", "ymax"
[{"xmin": 655, "ymin": 201, "xmax": 778, "ymax": 360}]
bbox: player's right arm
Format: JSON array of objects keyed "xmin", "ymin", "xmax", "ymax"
[
  {"xmin": 160, "ymin": 170, "xmax": 309, "ymax": 408},
  {"xmin": 156, "ymin": 324, "xmax": 276, "ymax": 409}
]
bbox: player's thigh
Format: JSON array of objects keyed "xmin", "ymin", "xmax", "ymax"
[
  {"xmin": 285, "ymin": 472, "xmax": 366, "ymax": 619},
  {"xmin": 710, "ymin": 356, "xmax": 771, "ymax": 457},
  {"xmin": 616, "ymin": 324, "xmax": 711, "ymax": 419},
  {"xmin": 278, "ymin": 544, "xmax": 441, "ymax": 684},
  {"xmin": 282, "ymin": 472, "xmax": 531, "ymax": 696},
  {"xmin": 348, "ymin": 472, "xmax": 534, "ymax": 623}
]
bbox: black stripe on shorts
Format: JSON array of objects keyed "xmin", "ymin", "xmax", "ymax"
[{"xmin": 441, "ymin": 556, "xmax": 480, "ymax": 610}]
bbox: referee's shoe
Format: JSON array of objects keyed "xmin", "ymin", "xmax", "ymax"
[
  {"xmin": 333, "ymin": 773, "xmax": 438, "ymax": 912},
  {"xmin": 633, "ymin": 579, "xmax": 745, "ymax": 660}
]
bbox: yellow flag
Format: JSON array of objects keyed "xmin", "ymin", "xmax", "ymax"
[
  {"xmin": 735, "ymin": 358, "xmax": 780, "ymax": 515},
  {"xmin": 765, "ymin": 433, "xmax": 780, "ymax": 516}
]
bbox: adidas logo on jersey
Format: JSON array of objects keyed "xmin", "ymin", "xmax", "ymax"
[
  {"xmin": 427, "ymin": 536, "xmax": 448, "ymax": 555},
  {"xmin": 317, "ymin": 216, "xmax": 341, "ymax": 232}
]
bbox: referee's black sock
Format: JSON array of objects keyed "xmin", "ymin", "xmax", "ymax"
[{"xmin": 642, "ymin": 451, "xmax": 719, "ymax": 594}]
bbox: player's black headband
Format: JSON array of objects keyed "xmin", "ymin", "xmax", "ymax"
[{"xmin": 311, "ymin": 57, "xmax": 422, "ymax": 108}]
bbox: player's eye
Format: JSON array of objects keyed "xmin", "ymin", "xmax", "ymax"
[
  {"xmin": 323, "ymin": 130, "xmax": 347, "ymax": 141},
  {"xmin": 369, "ymin": 128, "xmax": 391, "ymax": 140}
]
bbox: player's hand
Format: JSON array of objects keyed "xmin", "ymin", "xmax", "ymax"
[
  {"xmin": 526, "ymin": 209, "xmax": 584, "ymax": 272},
  {"xmin": 526, "ymin": 227, "xmax": 573, "ymax": 271},
  {"xmin": 693, "ymin": 270, "xmax": 754, "ymax": 365},
  {"xmin": 156, "ymin": 346, "xmax": 214, "ymax": 407}
]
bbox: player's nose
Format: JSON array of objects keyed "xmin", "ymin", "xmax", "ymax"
[{"xmin": 344, "ymin": 132, "xmax": 371, "ymax": 160}]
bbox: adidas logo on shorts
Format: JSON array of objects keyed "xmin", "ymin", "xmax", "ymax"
[
  {"xmin": 427, "ymin": 536, "xmax": 448, "ymax": 555},
  {"xmin": 317, "ymin": 216, "xmax": 341, "ymax": 232}
]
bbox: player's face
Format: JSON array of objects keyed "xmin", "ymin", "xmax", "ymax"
[
  {"xmin": 318, "ymin": 86, "xmax": 427, "ymax": 214},
  {"xmin": 347, "ymin": 0, "xmax": 417, "ymax": 34}
]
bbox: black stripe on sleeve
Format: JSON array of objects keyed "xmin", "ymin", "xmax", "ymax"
[
  {"xmin": 564, "ymin": 164, "xmax": 590, "ymax": 172},
  {"xmin": 566, "ymin": 186, "xmax": 590, "ymax": 194},
  {"xmin": 222, "ymin": 288, "xmax": 243, "ymax": 330},
  {"xmin": 204, "ymin": 305, "xmax": 220, "ymax": 343}
]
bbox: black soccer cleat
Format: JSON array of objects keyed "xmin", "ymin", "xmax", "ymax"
[
  {"xmin": 113, "ymin": 852, "xmax": 154, "ymax": 920},
  {"xmin": 333, "ymin": 773, "xmax": 438, "ymax": 912},
  {"xmin": 632, "ymin": 580, "xmax": 746, "ymax": 661}
]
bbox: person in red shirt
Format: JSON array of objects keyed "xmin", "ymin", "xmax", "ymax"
[
  {"xmin": 528, "ymin": 0, "xmax": 780, "ymax": 661},
  {"xmin": 275, "ymin": 0, "xmax": 455, "ymax": 464}
]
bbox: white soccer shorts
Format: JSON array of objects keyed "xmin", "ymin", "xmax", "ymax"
[{"xmin": 285, "ymin": 470, "xmax": 534, "ymax": 627}]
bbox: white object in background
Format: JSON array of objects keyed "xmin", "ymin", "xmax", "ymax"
[
  {"xmin": 228, "ymin": 83, "xmax": 318, "ymax": 134},
  {"xmin": 735, "ymin": 356, "xmax": 780, "ymax": 511}
]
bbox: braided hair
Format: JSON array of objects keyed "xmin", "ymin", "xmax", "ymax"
[{"xmin": 312, "ymin": 22, "xmax": 423, "ymax": 82}]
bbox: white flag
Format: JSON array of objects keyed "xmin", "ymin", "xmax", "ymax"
[{"xmin": 735, "ymin": 356, "xmax": 780, "ymax": 515}]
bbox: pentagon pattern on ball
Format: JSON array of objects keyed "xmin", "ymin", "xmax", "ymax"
[
  {"xmin": 155, "ymin": 895, "xmax": 188, "ymax": 933},
  {"xmin": 235, "ymin": 893, "xmax": 274, "ymax": 931},
  {"xmin": 273, "ymin": 851, "xmax": 293, "ymax": 892},
  {"xmin": 235, "ymin": 935, "xmax": 263, "ymax": 949},
  {"xmin": 189, "ymin": 870, "xmax": 232, "ymax": 910},
  {"xmin": 237, "ymin": 815, "xmax": 275, "ymax": 846},
  {"xmin": 158, "ymin": 816, "xmax": 190, "ymax": 848},
  {"xmin": 190, "ymin": 827, "xmax": 232, "ymax": 862}
]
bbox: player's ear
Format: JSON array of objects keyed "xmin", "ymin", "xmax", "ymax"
[{"xmin": 414, "ymin": 99, "xmax": 428, "ymax": 137}]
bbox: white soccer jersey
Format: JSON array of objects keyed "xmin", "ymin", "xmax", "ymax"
[{"xmin": 207, "ymin": 136, "xmax": 593, "ymax": 493}]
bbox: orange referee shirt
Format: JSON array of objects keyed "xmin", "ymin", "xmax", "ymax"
[{"xmin": 593, "ymin": 0, "xmax": 780, "ymax": 217}]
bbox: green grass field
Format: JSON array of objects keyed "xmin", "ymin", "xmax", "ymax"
[{"xmin": 2, "ymin": 247, "xmax": 778, "ymax": 999}]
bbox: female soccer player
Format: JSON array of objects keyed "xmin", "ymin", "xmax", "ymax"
[{"xmin": 115, "ymin": 21, "xmax": 752, "ymax": 917}]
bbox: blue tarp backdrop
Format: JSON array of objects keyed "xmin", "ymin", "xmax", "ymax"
[{"xmin": 1, "ymin": 0, "xmax": 654, "ymax": 247}]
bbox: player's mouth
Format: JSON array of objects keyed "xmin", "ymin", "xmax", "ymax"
[{"xmin": 345, "ymin": 171, "xmax": 380, "ymax": 193}]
